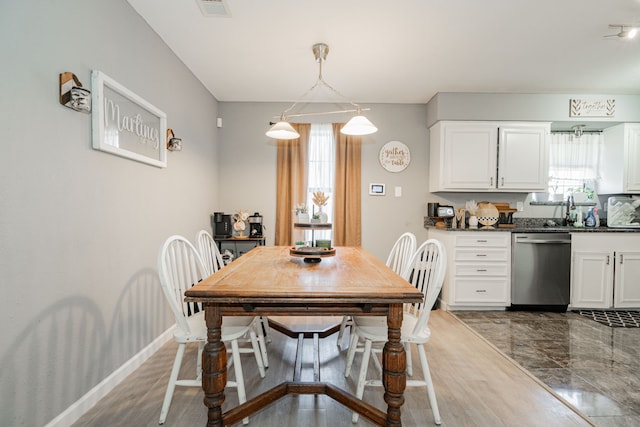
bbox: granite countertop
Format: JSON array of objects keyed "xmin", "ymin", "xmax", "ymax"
[
  {"xmin": 424, "ymin": 217, "xmax": 640, "ymax": 232},
  {"xmin": 426, "ymin": 225, "xmax": 640, "ymax": 233}
]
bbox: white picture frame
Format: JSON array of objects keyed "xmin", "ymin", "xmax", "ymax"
[
  {"xmin": 369, "ymin": 183, "xmax": 386, "ymax": 196},
  {"xmin": 91, "ymin": 70, "xmax": 167, "ymax": 168}
]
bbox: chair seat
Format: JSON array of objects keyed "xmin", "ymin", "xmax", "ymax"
[
  {"xmin": 352, "ymin": 313, "xmax": 432, "ymax": 344},
  {"xmin": 174, "ymin": 311, "xmax": 257, "ymax": 343}
]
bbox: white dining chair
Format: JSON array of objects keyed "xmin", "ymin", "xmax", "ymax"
[
  {"xmin": 336, "ymin": 232, "xmax": 417, "ymax": 349},
  {"xmin": 157, "ymin": 235, "xmax": 266, "ymax": 425},
  {"xmin": 344, "ymin": 239, "xmax": 446, "ymax": 425},
  {"xmin": 195, "ymin": 229, "xmax": 270, "ymax": 367}
]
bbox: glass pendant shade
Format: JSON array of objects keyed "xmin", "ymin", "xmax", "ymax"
[
  {"xmin": 340, "ymin": 115, "xmax": 378, "ymax": 136},
  {"xmin": 265, "ymin": 121, "xmax": 300, "ymax": 140}
]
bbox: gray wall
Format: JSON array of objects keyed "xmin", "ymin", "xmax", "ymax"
[
  {"xmin": 0, "ymin": 1, "xmax": 219, "ymax": 425},
  {"xmin": 218, "ymin": 102, "xmax": 431, "ymax": 260}
]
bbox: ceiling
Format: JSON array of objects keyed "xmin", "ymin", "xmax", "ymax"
[{"xmin": 126, "ymin": 0, "xmax": 640, "ymax": 105}]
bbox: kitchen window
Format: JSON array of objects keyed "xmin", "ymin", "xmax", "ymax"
[{"xmin": 548, "ymin": 131, "xmax": 601, "ymax": 199}]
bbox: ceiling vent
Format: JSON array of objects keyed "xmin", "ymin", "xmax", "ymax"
[{"xmin": 196, "ymin": 0, "xmax": 231, "ymax": 17}]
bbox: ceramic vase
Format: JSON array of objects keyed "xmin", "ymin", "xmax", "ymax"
[
  {"xmin": 318, "ymin": 206, "xmax": 328, "ymax": 223},
  {"xmin": 469, "ymin": 215, "xmax": 478, "ymax": 229}
]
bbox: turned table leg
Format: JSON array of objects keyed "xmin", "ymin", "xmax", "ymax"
[
  {"xmin": 383, "ymin": 303, "xmax": 406, "ymax": 426},
  {"xmin": 203, "ymin": 304, "xmax": 227, "ymax": 427}
]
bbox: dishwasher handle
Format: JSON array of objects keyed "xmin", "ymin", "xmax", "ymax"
[{"xmin": 514, "ymin": 237, "xmax": 571, "ymax": 244}]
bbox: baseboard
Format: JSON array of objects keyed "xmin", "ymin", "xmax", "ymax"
[{"xmin": 44, "ymin": 326, "xmax": 175, "ymax": 427}]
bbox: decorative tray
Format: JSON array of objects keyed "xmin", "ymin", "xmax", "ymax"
[{"xmin": 290, "ymin": 246, "xmax": 336, "ymax": 263}]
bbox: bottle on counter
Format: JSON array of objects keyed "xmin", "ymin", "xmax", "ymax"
[
  {"xmin": 593, "ymin": 206, "xmax": 600, "ymax": 227},
  {"xmin": 585, "ymin": 208, "xmax": 596, "ymax": 227},
  {"xmin": 574, "ymin": 206, "xmax": 584, "ymax": 227}
]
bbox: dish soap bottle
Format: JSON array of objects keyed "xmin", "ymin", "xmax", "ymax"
[
  {"xmin": 574, "ymin": 206, "xmax": 584, "ymax": 227},
  {"xmin": 585, "ymin": 207, "xmax": 596, "ymax": 227},
  {"xmin": 593, "ymin": 206, "xmax": 600, "ymax": 227}
]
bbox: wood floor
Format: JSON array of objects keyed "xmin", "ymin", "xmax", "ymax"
[{"xmin": 72, "ymin": 311, "xmax": 594, "ymax": 427}]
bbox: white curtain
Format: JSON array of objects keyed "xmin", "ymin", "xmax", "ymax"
[
  {"xmin": 548, "ymin": 132, "xmax": 601, "ymax": 194},
  {"xmin": 306, "ymin": 123, "xmax": 335, "ymax": 240}
]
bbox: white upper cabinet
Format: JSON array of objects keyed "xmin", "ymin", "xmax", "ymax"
[
  {"xmin": 599, "ymin": 123, "xmax": 640, "ymax": 194},
  {"xmin": 498, "ymin": 125, "xmax": 549, "ymax": 190},
  {"xmin": 429, "ymin": 121, "xmax": 550, "ymax": 192}
]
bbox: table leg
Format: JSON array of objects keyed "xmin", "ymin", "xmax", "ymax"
[
  {"xmin": 203, "ymin": 304, "xmax": 227, "ymax": 427},
  {"xmin": 383, "ymin": 303, "xmax": 406, "ymax": 426}
]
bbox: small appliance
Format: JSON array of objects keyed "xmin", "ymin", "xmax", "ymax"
[
  {"xmin": 248, "ymin": 212, "xmax": 264, "ymax": 237},
  {"xmin": 212, "ymin": 212, "xmax": 232, "ymax": 238},
  {"xmin": 437, "ymin": 205, "xmax": 454, "ymax": 218}
]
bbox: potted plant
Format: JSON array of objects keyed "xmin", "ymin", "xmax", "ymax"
[
  {"xmin": 568, "ymin": 184, "xmax": 595, "ymax": 203},
  {"xmin": 312, "ymin": 191, "xmax": 329, "ymax": 223},
  {"xmin": 294, "ymin": 203, "xmax": 309, "ymax": 223},
  {"xmin": 311, "ymin": 213, "xmax": 321, "ymax": 223}
]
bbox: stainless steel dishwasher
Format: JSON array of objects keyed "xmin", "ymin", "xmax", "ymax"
[{"xmin": 511, "ymin": 233, "xmax": 571, "ymax": 311}]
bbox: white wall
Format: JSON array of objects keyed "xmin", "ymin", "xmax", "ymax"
[
  {"xmin": 218, "ymin": 102, "xmax": 430, "ymax": 261},
  {"xmin": 0, "ymin": 1, "xmax": 219, "ymax": 425}
]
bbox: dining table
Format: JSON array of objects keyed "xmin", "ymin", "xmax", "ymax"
[{"xmin": 184, "ymin": 245, "xmax": 424, "ymax": 427}]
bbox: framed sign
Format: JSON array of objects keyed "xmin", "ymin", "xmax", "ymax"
[
  {"xmin": 91, "ymin": 70, "xmax": 167, "ymax": 168},
  {"xmin": 379, "ymin": 140, "xmax": 410, "ymax": 173},
  {"xmin": 569, "ymin": 98, "xmax": 615, "ymax": 118}
]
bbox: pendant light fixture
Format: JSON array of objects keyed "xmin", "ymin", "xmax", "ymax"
[{"xmin": 265, "ymin": 43, "xmax": 378, "ymax": 140}]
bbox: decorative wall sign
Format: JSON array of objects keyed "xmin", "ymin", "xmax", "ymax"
[
  {"xmin": 569, "ymin": 98, "xmax": 615, "ymax": 118},
  {"xmin": 91, "ymin": 70, "xmax": 167, "ymax": 168},
  {"xmin": 379, "ymin": 140, "xmax": 410, "ymax": 173}
]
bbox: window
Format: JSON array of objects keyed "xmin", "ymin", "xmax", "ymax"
[
  {"xmin": 305, "ymin": 123, "xmax": 334, "ymax": 241},
  {"xmin": 548, "ymin": 132, "xmax": 601, "ymax": 199}
]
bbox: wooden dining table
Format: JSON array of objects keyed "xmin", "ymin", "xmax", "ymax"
[{"xmin": 184, "ymin": 245, "xmax": 424, "ymax": 427}]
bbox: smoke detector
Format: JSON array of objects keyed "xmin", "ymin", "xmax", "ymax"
[{"xmin": 196, "ymin": 0, "xmax": 231, "ymax": 17}]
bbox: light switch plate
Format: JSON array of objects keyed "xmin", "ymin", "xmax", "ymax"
[{"xmin": 395, "ymin": 186, "xmax": 402, "ymax": 197}]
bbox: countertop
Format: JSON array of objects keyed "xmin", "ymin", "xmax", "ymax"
[{"xmin": 426, "ymin": 225, "xmax": 640, "ymax": 233}]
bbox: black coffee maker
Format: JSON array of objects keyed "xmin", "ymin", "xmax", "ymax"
[
  {"xmin": 248, "ymin": 212, "xmax": 263, "ymax": 238},
  {"xmin": 212, "ymin": 212, "xmax": 232, "ymax": 238}
]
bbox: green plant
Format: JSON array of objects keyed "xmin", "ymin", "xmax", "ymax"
[
  {"xmin": 295, "ymin": 203, "xmax": 308, "ymax": 214},
  {"xmin": 568, "ymin": 185, "xmax": 594, "ymax": 200},
  {"xmin": 312, "ymin": 214, "xmax": 320, "ymax": 220}
]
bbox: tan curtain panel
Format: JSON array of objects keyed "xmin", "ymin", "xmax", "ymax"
[
  {"xmin": 332, "ymin": 123, "xmax": 362, "ymax": 246},
  {"xmin": 274, "ymin": 124, "xmax": 311, "ymax": 246}
]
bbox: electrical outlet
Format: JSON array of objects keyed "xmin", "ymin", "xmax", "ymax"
[
  {"xmin": 517, "ymin": 201, "xmax": 524, "ymax": 211},
  {"xmin": 395, "ymin": 186, "xmax": 402, "ymax": 197}
]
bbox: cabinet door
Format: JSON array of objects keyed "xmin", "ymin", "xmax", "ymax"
[
  {"xmin": 498, "ymin": 125, "xmax": 549, "ymax": 191},
  {"xmin": 571, "ymin": 251, "xmax": 613, "ymax": 309},
  {"xmin": 438, "ymin": 123, "xmax": 497, "ymax": 190},
  {"xmin": 625, "ymin": 125, "xmax": 640, "ymax": 192},
  {"xmin": 614, "ymin": 252, "xmax": 640, "ymax": 308}
]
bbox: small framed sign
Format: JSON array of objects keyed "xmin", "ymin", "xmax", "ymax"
[
  {"xmin": 91, "ymin": 70, "xmax": 167, "ymax": 168},
  {"xmin": 379, "ymin": 140, "xmax": 410, "ymax": 173},
  {"xmin": 569, "ymin": 98, "xmax": 615, "ymax": 118},
  {"xmin": 369, "ymin": 183, "xmax": 386, "ymax": 196}
]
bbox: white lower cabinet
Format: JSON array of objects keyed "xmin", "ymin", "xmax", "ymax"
[
  {"xmin": 430, "ymin": 230, "xmax": 510, "ymax": 310},
  {"xmin": 571, "ymin": 234, "xmax": 640, "ymax": 309}
]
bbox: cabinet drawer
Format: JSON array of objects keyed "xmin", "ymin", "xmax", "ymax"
[
  {"xmin": 456, "ymin": 249, "xmax": 509, "ymax": 262},
  {"xmin": 455, "ymin": 234, "xmax": 509, "ymax": 248},
  {"xmin": 455, "ymin": 264, "xmax": 508, "ymax": 276},
  {"xmin": 454, "ymin": 278, "xmax": 509, "ymax": 303}
]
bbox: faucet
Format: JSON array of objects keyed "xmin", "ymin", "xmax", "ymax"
[{"xmin": 563, "ymin": 195, "xmax": 575, "ymax": 226}]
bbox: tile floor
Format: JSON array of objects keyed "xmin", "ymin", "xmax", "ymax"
[{"xmin": 454, "ymin": 310, "xmax": 640, "ymax": 427}]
